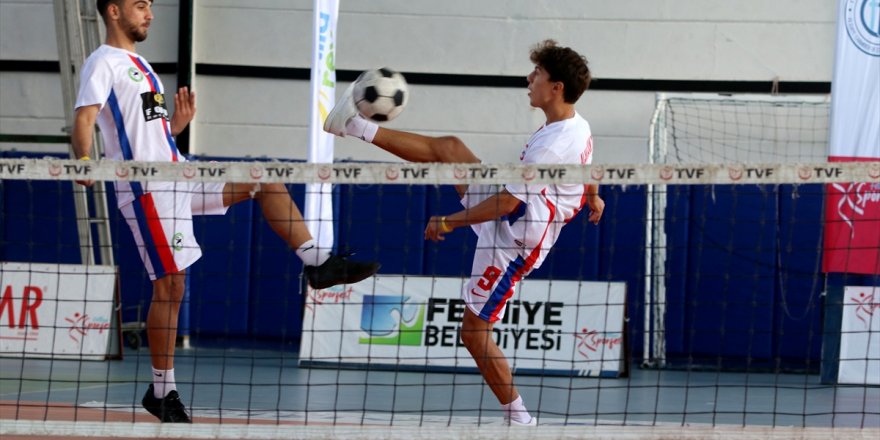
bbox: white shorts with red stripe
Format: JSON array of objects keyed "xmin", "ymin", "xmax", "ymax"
[
  {"xmin": 120, "ymin": 181, "xmax": 228, "ymax": 281},
  {"xmin": 460, "ymin": 185, "xmax": 539, "ymax": 323}
]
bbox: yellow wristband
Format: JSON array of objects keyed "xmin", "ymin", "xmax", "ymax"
[
  {"xmin": 439, "ymin": 216, "xmax": 453, "ymax": 233},
  {"xmin": 78, "ymin": 155, "xmax": 90, "ymax": 161}
]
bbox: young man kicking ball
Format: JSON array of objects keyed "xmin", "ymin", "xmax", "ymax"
[
  {"xmin": 324, "ymin": 40, "xmax": 604, "ymax": 425},
  {"xmin": 73, "ymin": 0, "xmax": 379, "ymax": 423}
]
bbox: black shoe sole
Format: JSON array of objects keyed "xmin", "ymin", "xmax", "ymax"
[{"xmin": 307, "ymin": 263, "xmax": 380, "ymax": 289}]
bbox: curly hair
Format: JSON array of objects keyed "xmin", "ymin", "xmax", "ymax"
[{"xmin": 529, "ymin": 40, "xmax": 591, "ymax": 104}]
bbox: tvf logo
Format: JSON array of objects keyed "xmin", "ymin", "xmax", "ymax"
[
  {"xmin": 64, "ymin": 312, "xmax": 111, "ymax": 344},
  {"xmin": 359, "ymin": 295, "xmax": 424, "ymax": 346},
  {"xmin": 574, "ymin": 327, "xmax": 622, "ymax": 360}
]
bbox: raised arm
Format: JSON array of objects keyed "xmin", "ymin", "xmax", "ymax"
[{"xmin": 170, "ymin": 87, "xmax": 196, "ymax": 136}]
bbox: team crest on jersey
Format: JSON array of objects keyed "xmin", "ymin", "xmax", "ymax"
[
  {"xmin": 141, "ymin": 91, "xmax": 169, "ymax": 122},
  {"xmin": 172, "ymin": 232, "xmax": 184, "ymax": 251},
  {"xmin": 128, "ymin": 67, "xmax": 144, "ymax": 82}
]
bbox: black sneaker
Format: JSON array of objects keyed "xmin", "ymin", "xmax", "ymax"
[
  {"xmin": 142, "ymin": 384, "xmax": 192, "ymax": 423},
  {"xmin": 304, "ymin": 253, "xmax": 380, "ymax": 289}
]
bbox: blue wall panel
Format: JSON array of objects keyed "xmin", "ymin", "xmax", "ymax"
[
  {"xmin": 247, "ymin": 184, "xmax": 308, "ymax": 344},
  {"xmin": 337, "ymin": 183, "xmax": 428, "ymax": 276},
  {"xmin": 683, "ymin": 185, "xmax": 778, "ymax": 364},
  {"xmin": 188, "ymin": 200, "xmax": 254, "ymax": 336},
  {"xmin": 1, "ymin": 179, "xmax": 80, "ymax": 265},
  {"xmin": 1, "ymin": 153, "xmax": 80, "ymax": 265},
  {"xmin": 2, "ymin": 151, "xmax": 840, "ymax": 370},
  {"xmin": 663, "ymin": 185, "xmax": 693, "ymax": 356},
  {"xmin": 775, "ymin": 184, "xmax": 825, "ymax": 367}
]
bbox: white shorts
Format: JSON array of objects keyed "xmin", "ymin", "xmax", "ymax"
[
  {"xmin": 460, "ymin": 185, "xmax": 537, "ymax": 323},
  {"xmin": 120, "ymin": 181, "xmax": 228, "ymax": 280}
]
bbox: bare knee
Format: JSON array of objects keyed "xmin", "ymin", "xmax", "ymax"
[
  {"xmin": 223, "ymin": 182, "xmax": 262, "ymax": 206},
  {"xmin": 252, "ymin": 182, "xmax": 288, "ymax": 201},
  {"xmin": 152, "ymin": 272, "xmax": 186, "ymax": 304},
  {"xmin": 432, "ymin": 136, "xmax": 480, "ymax": 163},
  {"xmin": 460, "ymin": 320, "xmax": 481, "ymax": 349},
  {"xmin": 460, "ymin": 310, "xmax": 491, "ymax": 349}
]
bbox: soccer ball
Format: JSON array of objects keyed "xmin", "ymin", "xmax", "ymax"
[{"xmin": 352, "ymin": 68, "xmax": 408, "ymax": 122}]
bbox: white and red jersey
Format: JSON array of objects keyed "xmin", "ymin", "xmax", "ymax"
[
  {"xmin": 75, "ymin": 44, "xmax": 182, "ymax": 207},
  {"xmin": 503, "ymin": 112, "xmax": 593, "ymax": 269},
  {"xmin": 461, "ymin": 113, "xmax": 593, "ymax": 322}
]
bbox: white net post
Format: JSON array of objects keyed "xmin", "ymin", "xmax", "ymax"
[{"xmin": 644, "ymin": 92, "xmax": 669, "ymax": 368}]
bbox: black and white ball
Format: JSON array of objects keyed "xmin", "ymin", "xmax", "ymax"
[{"xmin": 352, "ymin": 68, "xmax": 408, "ymax": 122}]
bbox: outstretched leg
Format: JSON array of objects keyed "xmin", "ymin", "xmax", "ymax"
[
  {"xmin": 371, "ymin": 129, "xmax": 480, "ymax": 164},
  {"xmin": 373, "ymin": 130, "xmax": 478, "ymax": 198},
  {"xmin": 223, "ymin": 182, "xmax": 311, "ymax": 249},
  {"xmin": 323, "ymin": 81, "xmax": 480, "ymax": 195},
  {"xmin": 220, "ymin": 182, "xmax": 380, "ymax": 288}
]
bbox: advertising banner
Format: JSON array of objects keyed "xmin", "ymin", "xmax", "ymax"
[
  {"xmin": 823, "ymin": 0, "xmax": 880, "ymax": 275},
  {"xmin": 300, "ymin": 276, "xmax": 627, "ymax": 377},
  {"xmin": 0, "ymin": 262, "xmax": 118, "ymax": 360},
  {"xmin": 838, "ymin": 286, "xmax": 880, "ymax": 384}
]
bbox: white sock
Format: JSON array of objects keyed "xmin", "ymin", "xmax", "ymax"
[
  {"xmin": 296, "ymin": 239, "xmax": 331, "ymax": 267},
  {"xmin": 152, "ymin": 367, "xmax": 176, "ymax": 398},
  {"xmin": 345, "ymin": 116, "xmax": 379, "ymax": 143},
  {"xmin": 502, "ymin": 395, "xmax": 532, "ymax": 424}
]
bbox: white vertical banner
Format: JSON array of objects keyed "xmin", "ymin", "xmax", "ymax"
[
  {"xmin": 828, "ymin": 0, "xmax": 880, "ymax": 159},
  {"xmin": 823, "ymin": 0, "xmax": 880, "ymax": 275},
  {"xmin": 305, "ymin": 0, "xmax": 339, "ymax": 252}
]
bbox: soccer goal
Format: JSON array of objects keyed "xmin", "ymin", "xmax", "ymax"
[{"xmin": 643, "ymin": 92, "xmax": 832, "ymax": 368}]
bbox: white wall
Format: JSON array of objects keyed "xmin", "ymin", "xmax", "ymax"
[
  {"xmin": 0, "ymin": 0, "xmax": 179, "ymax": 154},
  {"xmin": 1, "ymin": 0, "xmax": 836, "ymax": 163}
]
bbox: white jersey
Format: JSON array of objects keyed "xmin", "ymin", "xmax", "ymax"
[
  {"xmin": 461, "ymin": 113, "xmax": 593, "ymax": 322},
  {"xmin": 504, "ymin": 112, "xmax": 593, "ymax": 269},
  {"xmin": 75, "ymin": 44, "xmax": 183, "ymax": 207}
]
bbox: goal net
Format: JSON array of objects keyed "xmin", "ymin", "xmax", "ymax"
[{"xmin": 643, "ymin": 92, "xmax": 877, "ymax": 373}]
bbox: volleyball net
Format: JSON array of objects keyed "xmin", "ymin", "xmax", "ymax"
[{"xmin": 0, "ymin": 153, "xmax": 877, "ymax": 439}]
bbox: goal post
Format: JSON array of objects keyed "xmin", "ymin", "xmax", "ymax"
[{"xmin": 644, "ymin": 92, "xmax": 832, "ymax": 368}]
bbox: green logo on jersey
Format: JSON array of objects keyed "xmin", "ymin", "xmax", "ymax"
[
  {"xmin": 128, "ymin": 67, "xmax": 144, "ymax": 82},
  {"xmin": 172, "ymin": 233, "xmax": 184, "ymax": 251}
]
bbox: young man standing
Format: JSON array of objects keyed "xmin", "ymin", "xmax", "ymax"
[
  {"xmin": 72, "ymin": 0, "xmax": 379, "ymax": 422},
  {"xmin": 324, "ymin": 40, "xmax": 605, "ymax": 425}
]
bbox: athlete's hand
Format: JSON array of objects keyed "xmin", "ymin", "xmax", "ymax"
[
  {"xmin": 75, "ymin": 156, "xmax": 94, "ymax": 187},
  {"xmin": 424, "ymin": 215, "xmax": 451, "ymax": 242},
  {"xmin": 586, "ymin": 193, "xmax": 605, "ymax": 224},
  {"xmin": 170, "ymin": 86, "xmax": 196, "ymax": 136}
]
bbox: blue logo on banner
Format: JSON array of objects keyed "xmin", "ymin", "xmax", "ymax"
[
  {"xmin": 845, "ymin": 0, "xmax": 880, "ymax": 56},
  {"xmin": 359, "ymin": 295, "xmax": 424, "ymax": 346}
]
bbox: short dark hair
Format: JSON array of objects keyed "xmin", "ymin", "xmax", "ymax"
[
  {"xmin": 97, "ymin": 0, "xmax": 152, "ymax": 20},
  {"xmin": 96, "ymin": 0, "xmax": 120, "ymax": 19},
  {"xmin": 529, "ymin": 40, "xmax": 591, "ymax": 104}
]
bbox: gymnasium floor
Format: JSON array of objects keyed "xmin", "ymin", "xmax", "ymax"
[{"xmin": 1, "ymin": 346, "xmax": 878, "ymax": 437}]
